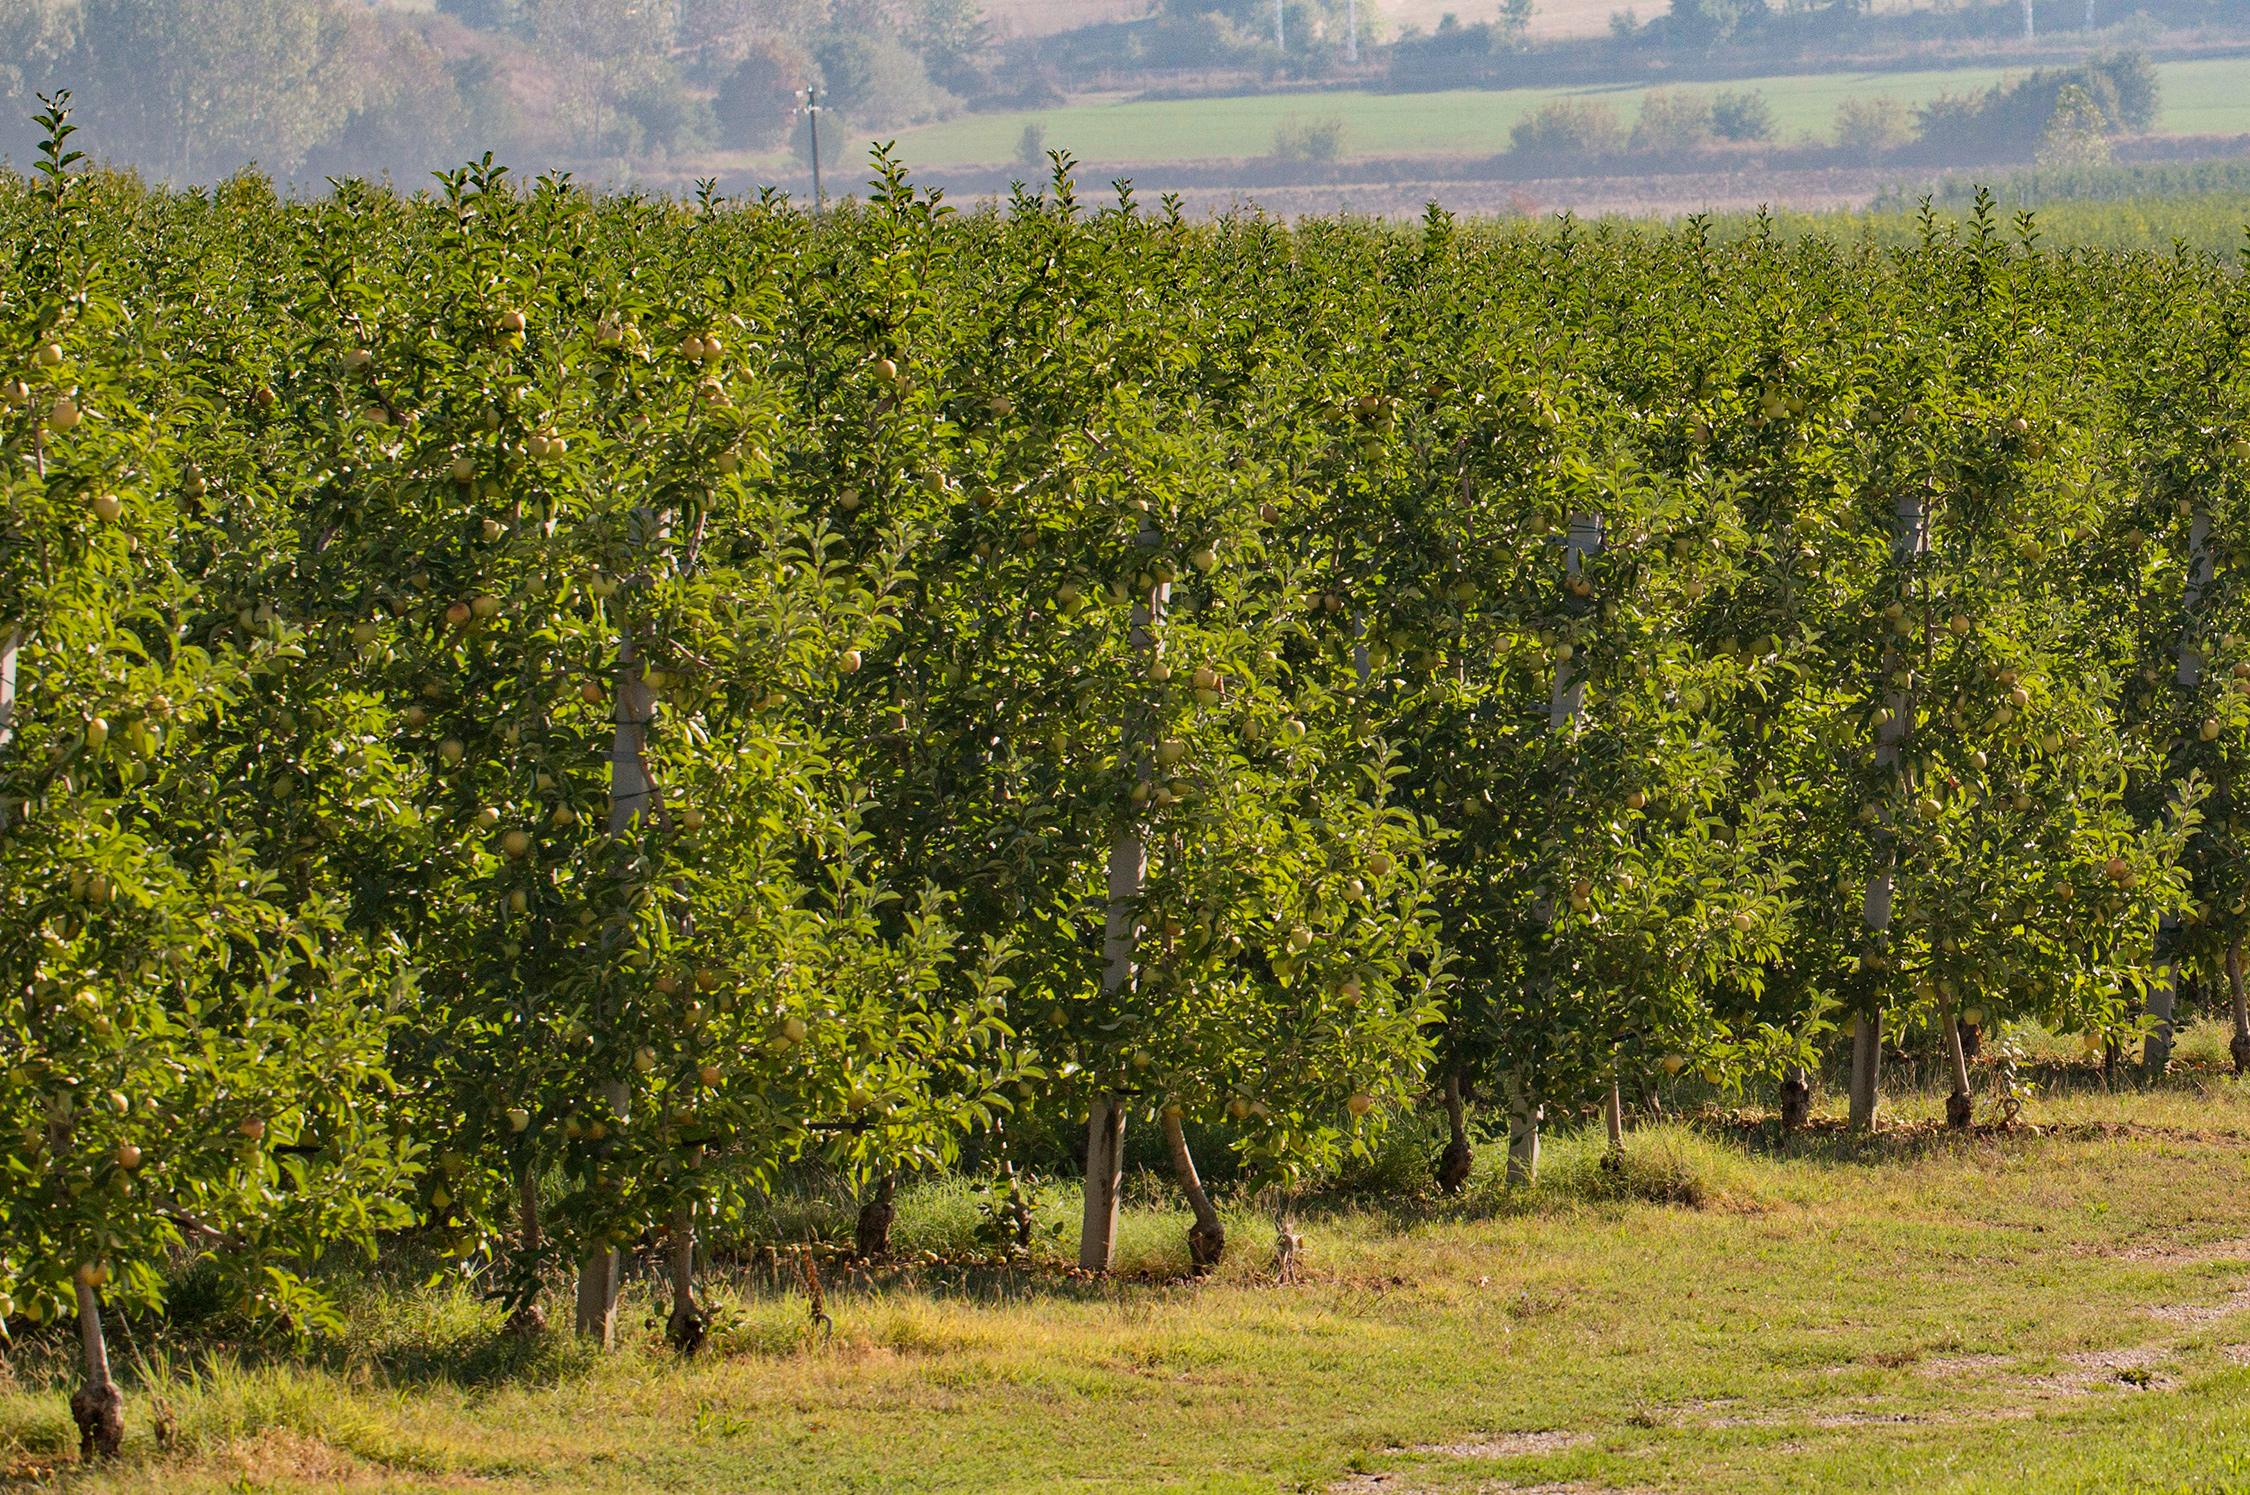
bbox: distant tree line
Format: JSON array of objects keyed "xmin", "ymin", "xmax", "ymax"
[
  {"xmin": 1497, "ymin": 53, "xmax": 2158, "ymax": 173},
  {"xmin": 0, "ymin": 0, "xmax": 993, "ymax": 183},
  {"xmin": 1384, "ymin": 0, "xmax": 2220, "ymax": 91},
  {"xmin": 0, "ymin": 0, "xmax": 2190, "ymax": 186}
]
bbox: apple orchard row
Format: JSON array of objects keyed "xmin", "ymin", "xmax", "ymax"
[{"xmin": 3, "ymin": 143, "xmax": 2246, "ymax": 1393}]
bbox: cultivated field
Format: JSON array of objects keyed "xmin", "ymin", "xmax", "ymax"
[
  {"xmin": 849, "ymin": 54, "xmax": 2250, "ymax": 168},
  {"xmin": 990, "ymin": 0, "xmax": 1983, "ymax": 44}
]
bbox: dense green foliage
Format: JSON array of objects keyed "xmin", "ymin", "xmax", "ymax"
[{"xmin": 5, "ymin": 113, "xmax": 2249, "ymax": 1414}]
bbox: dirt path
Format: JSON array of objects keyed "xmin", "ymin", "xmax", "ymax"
[
  {"xmin": 1331, "ymin": 1232, "xmax": 2250, "ymax": 1493},
  {"xmin": 1162, "ymin": 165, "xmax": 1897, "ymax": 221}
]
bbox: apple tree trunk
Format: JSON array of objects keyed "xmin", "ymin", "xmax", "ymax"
[
  {"xmin": 71, "ymin": 1277, "xmax": 123, "ymax": 1462},
  {"xmin": 506, "ymin": 1163, "xmax": 547, "ymax": 1336},
  {"xmin": 1512, "ymin": 513, "xmax": 1603, "ymax": 1186},
  {"xmin": 578, "ymin": 628, "xmax": 659, "ymax": 1343},
  {"xmin": 2229, "ymin": 942, "xmax": 2249, "ymax": 1076},
  {"xmin": 1852, "ymin": 490, "xmax": 1927, "ymax": 1130},
  {"xmin": 1779, "ymin": 1064, "xmax": 1811, "ymax": 1131},
  {"xmin": 665, "ymin": 1200, "xmax": 705, "ymax": 1353},
  {"xmin": 1504, "ymin": 1072, "xmax": 1542, "ymax": 1187},
  {"xmin": 1161, "ymin": 1110, "xmax": 1225, "ymax": 1271},
  {"xmin": 1079, "ymin": 1096, "xmax": 1127, "ymax": 1271},
  {"xmin": 2147, "ymin": 510, "xmax": 2212, "ymax": 1080},
  {"xmin": 0, "ymin": 626, "xmax": 16, "ymax": 757},
  {"xmin": 854, "ymin": 1173, "xmax": 896, "ymax": 1260},
  {"xmin": 1436, "ymin": 1071, "xmax": 1473, "ymax": 1195},
  {"xmin": 1082, "ymin": 538, "xmax": 1166, "ymax": 1272},
  {"xmin": 0, "ymin": 625, "xmax": 17, "ymax": 834},
  {"xmin": 1941, "ymin": 998, "xmax": 1973, "ymax": 1130}
]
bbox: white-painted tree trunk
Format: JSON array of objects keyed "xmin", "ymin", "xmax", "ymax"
[
  {"xmin": 1079, "ymin": 1097, "xmax": 1127, "ymax": 1270},
  {"xmin": 1851, "ymin": 490, "xmax": 1928, "ymax": 1130},
  {"xmin": 1504, "ymin": 1072, "xmax": 1541, "ymax": 1186},
  {"xmin": 0, "ymin": 626, "xmax": 17, "ymax": 753},
  {"xmin": 1549, "ymin": 515, "xmax": 1601, "ymax": 732},
  {"xmin": 577, "ymin": 615, "xmax": 658, "ymax": 1342},
  {"xmin": 1511, "ymin": 513, "xmax": 1603, "ymax": 1185},
  {"xmin": 1603, "ymin": 1079, "xmax": 1625, "ymax": 1157},
  {"xmin": 1081, "ymin": 529, "xmax": 1167, "ymax": 1272},
  {"xmin": 0, "ymin": 626, "xmax": 18, "ymax": 833},
  {"xmin": 2146, "ymin": 510, "xmax": 2211, "ymax": 1080}
]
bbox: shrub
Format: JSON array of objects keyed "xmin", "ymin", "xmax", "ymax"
[
  {"xmin": 1711, "ymin": 88, "xmax": 1775, "ymax": 142},
  {"xmin": 619, "ymin": 71, "xmax": 717, "ymax": 156},
  {"xmin": 2100, "ymin": 49, "xmax": 2160, "ymax": 131},
  {"xmin": 715, "ymin": 37, "xmax": 805, "ymax": 149},
  {"xmin": 2039, "ymin": 83, "xmax": 2115, "ymax": 169},
  {"xmin": 812, "ymin": 31, "xmax": 958, "ymax": 128},
  {"xmin": 1510, "ymin": 98, "xmax": 1624, "ymax": 162},
  {"xmin": 2170, "ymin": 1015, "xmax": 2238, "ymax": 1070},
  {"xmin": 1453, "ymin": 1124, "xmax": 1768, "ymax": 1214},
  {"xmin": 1273, "ymin": 114, "xmax": 1346, "ymax": 163},
  {"xmin": 435, "ymin": 0, "xmax": 523, "ymax": 29},
  {"xmin": 1539, "ymin": 1124, "xmax": 1764, "ymax": 1210},
  {"xmin": 1911, "ymin": 51, "xmax": 2159, "ymax": 161},
  {"xmin": 1664, "ymin": 0, "xmax": 1769, "ymax": 47},
  {"xmin": 1387, "ymin": 15, "xmax": 1522, "ymax": 88},
  {"xmin": 1834, "ymin": 94, "xmax": 1913, "ymax": 159},
  {"xmin": 1630, "ymin": 89, "xmax": 1715, "ymax": 156},
  {"xmin": 1132, "ymin": 10, "xmax": 1258, "ymax": 70}
]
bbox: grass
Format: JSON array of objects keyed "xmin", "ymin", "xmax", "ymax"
[
  {"xmin": 829, "ymin": 56, "xmax": 2250, "ymax": 171},
  {"xmin": 14, "ymin": 1074, "xmax": 2250, "ymax": 1491}
]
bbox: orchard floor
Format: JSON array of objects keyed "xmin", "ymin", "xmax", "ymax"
[{"xmin": 13, "ymin": 1080, "xmax": 2250, "ymax": 1493}]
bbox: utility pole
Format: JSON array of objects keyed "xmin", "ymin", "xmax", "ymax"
[
  {"xmin": 1345, "ymin": 0, "xmax": 1359, "ymax": 62},
  {"xmin": 1275, "ymin": 0, "xmax": 1285, "ymax": 51},
  {"xmin": 802, "ymin": 82, "xmax": 825, "ymax": 209},
  {"xmin": 2023, "ymin": 0, "xmax": 2035, "ymax": 39}
]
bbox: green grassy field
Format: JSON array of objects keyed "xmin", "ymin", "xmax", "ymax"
[
  {"xmin": 15, "ymin": 1069, "xmax": 2250, "ymax": 1492},
  {"xmin": 850, "ymin": 55, "xmax": 2250, "ymax": 169}
]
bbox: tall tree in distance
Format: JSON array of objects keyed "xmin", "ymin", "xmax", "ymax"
[
  {"xmin": 525, "ymin": 0, "xmax": 680, "ymax": 154},
  {"xmin": 74, "ymin": 0, "xmax": 368, "ymax": 180},
  {"xmin": 714, "ymin": 37, "xmax": 807, "ymax": 148}
]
